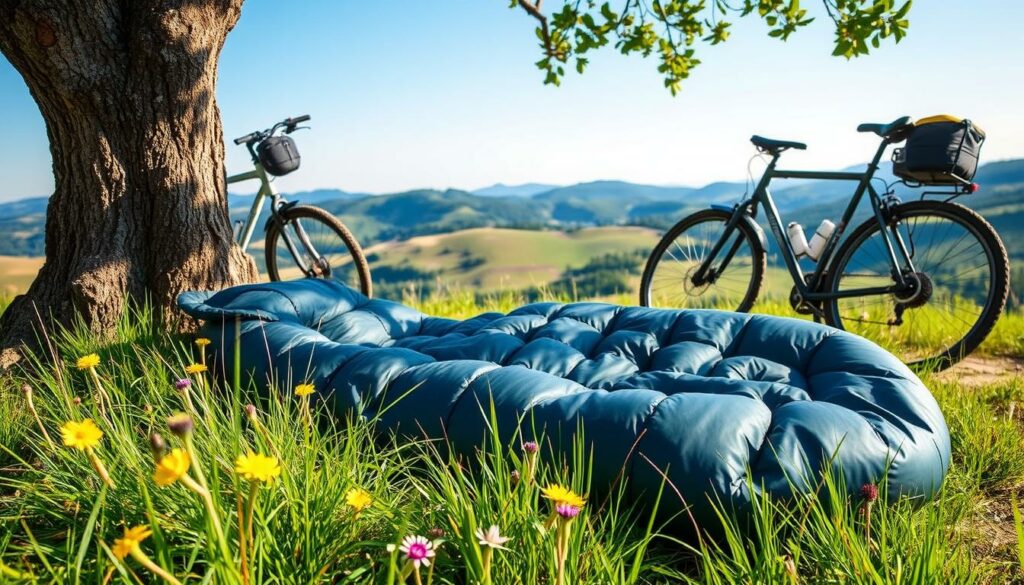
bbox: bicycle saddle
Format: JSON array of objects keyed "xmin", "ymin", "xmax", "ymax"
[
  {"xmin": 750, "ymin": 135, "xmax": 807, "ymax": 153},
  {"xmin": 857, "ymin": 116, "xmax": 913, "ymax": 139}
]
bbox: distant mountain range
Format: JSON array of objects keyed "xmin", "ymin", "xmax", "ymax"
[{"xmin": 4, "ymin": 160, "xmax": 1023, "ymax": 270}]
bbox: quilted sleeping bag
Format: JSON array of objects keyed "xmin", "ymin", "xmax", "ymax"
[{"xmin": 178, "ymin": 279, "xmax": 950, "ymax": 529}]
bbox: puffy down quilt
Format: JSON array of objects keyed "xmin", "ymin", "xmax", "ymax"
[{"xmin": 178, "ymin": 279, "xmax": 950, "ymax": 528}]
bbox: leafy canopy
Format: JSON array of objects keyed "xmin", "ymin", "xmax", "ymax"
[{"xmin": 512, "ymin": 0, "xmax": 912, "ymax": 94}]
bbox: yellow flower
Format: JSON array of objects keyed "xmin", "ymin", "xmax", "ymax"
[
  {"xmin": 60, "ymin": 419, "xmax": 103, "ymax": 450},
  {"xmin": 194, "ymin": 338, "xmax": 212, "ymax": 347},
  {"xmin": 76, "ymin": 353, "xmax": 101, "ymax": 370},
  {"xmin": 541, "ymin": 484, "xmax": 586, "ymax": 509},
  {"xmin": 294, "ymin": 383, "xmax": 315, "ymax": 397},
  {"xmin": 153, "ymin": 448, "xmax": 191, "ymax": 487},
  {"xmin": 345, "ymin": 488, "xmax": 373, "ymax": 512},
  {"xmin": 235, "ymin": 451, "xmax": 281, "ymax": 483},
  {"xmin": 184, "ymin": 363, "xmax": 207, "ymax": 375},
  {"xmin": 112, "ymin": 525, "xmax": 152, "ymax": 560}
]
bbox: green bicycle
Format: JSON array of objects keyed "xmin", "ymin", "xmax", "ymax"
[{"xmin": 640, "ymin": 115, "xmax": 1009, "ymax": 370}]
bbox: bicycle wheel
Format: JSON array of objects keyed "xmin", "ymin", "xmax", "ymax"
[
  {"xmin": 824, "ymin": 200, "xmax": 1008, "ymax": 370},
  {"xmin": 265, "ymin": 205, "xmax": 373, "ymax": 297},
  {"xmin": 640, "ymin": 209, "xmax": 765, "ymax": 311}
]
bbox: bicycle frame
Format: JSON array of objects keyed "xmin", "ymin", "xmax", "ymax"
[
  {"xmin": 694, "ymin": 139, "xmax": 918, "ymax": 302},
  {"xmin": 228, "ymin": 162, "xmax": 318, "ymax": 276}
]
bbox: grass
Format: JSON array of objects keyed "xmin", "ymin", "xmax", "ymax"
[{"xmin": 0, "ymin": 292, "xmax": 1023, "ymax": 583}]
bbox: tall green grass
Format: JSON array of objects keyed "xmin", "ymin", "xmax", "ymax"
[{"xmin": 0, "ymin": 293, "xmax": 1022, "ymax": 583}]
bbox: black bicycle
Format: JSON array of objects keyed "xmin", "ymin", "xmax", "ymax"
[
  {"xmin": 640, "ymin": 115, "xmax": 1009, "ymax": 370},
  {"xmin": 228, "ymin": 115, "xmax": 372, "ymax": 296}
]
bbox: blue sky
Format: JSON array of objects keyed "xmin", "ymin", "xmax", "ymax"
[{"xmin": 1, "ymin": 1, "xmax": 1022, "ymax": 201}]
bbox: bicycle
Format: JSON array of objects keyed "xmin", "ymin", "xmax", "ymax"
[
  {"xmin": 639, "ymin": 115, "xmax": 1009, "ymax": 370},
  {"xmin": 228, "ymin": 115, "xmax": 372, "ymax": 297}
]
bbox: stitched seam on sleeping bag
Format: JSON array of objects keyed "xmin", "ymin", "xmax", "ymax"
[
  {"xmin": 229, "ymin": 287, "xmax": 303, "ymax": 321},
  {"xmin": 799, "ymin": 330, "xmax": 838, "ymax": 399},
  {"xmin": 441, "ymin": 364, "xmax": 503, "ymax": 432},
  {"xmin": 725, "ymin": 315, "xmax": 755, "ymax": 359}
]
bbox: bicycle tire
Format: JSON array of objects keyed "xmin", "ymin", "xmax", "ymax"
[
  {"xmin": 824, "ymin": 200, "xmax": 1008, "ymax": 370},
  {"xmin": 265, "ymin": 205, "xmax": 373, "ymax": 297},
  {"xmin": 639, "ymin": 209, "xmax": 766, "ymax": 312}
]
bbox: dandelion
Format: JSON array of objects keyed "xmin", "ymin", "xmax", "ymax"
[
  {"xmin": 184, "ymin": 363, "xmax": 208, "ymax": 390},
  {"xmin": 23, "ymin": 384, "xmax": 55, "ymax": 449},
  {"xmin": 541, "ymin": 484, "xmax": 586, "ymax": 509},
  {"xmin": 235, "ymin": 452, "xmax": 281, "ymax": 483},
  {"xmin": 76, "ymin": 353, "xmax": 101, "ymax": 370},
  {"xmin": 60, "ymin": 419, "xmax": 114, "ymax": 488},
  {"xmin": 153, "ymin": 448, "xmax": 191, "ymax": 487},
  {"xmin": 345, "ymin": 487, "xmax": 373, "ymax": 513},
  {"xmin": 111, "ymin": 525, "xmax": 182, "ymax": 585},
  {"xmin": 195, "ymin": 337, "xmax": 211, "ymax": 367},
  {"xmin": 76, "ymin": 353, "xmax": 111, "ymax": 416},
  {"xmin": 543, "ymin": 484, "xmax": 586, "ymax": 585},
  {"xmin": 399, "ymin": 535, "xmax": 435, "ymax": 584},
  {"xmin": 236, "ymin": 451, "xmax": 282, "ymax": 584},
  {"xmin": 295, "ymin": 383, "xmax": 315, "ymax": 426},
  {"xmin": 476, "ymin": 525, "xmax": 511, "ymax": 584}
]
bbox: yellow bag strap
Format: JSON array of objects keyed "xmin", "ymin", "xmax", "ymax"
[{"xmin": 914, "ymin": 114, "xmax": 985, "ymax": 137}]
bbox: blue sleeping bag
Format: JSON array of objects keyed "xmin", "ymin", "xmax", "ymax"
[{"xmin": 178, "ymin": 279, "xmax": 949, "ymax": 529}]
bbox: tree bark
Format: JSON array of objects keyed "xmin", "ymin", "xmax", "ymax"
[{"xmin": 0, "ymin": 0, "xmax": 259, "ymax": 366}]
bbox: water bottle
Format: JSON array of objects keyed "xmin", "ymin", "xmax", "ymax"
[
  {"xmin": 806, "ymin": 219, "xmax": 836, "ymax": 261},
  {"xmin": 787, "ymin": 222, "xmax": 809, "ymax": 258}
]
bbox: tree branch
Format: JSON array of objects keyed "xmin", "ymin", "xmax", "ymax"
[{"xmin": 517, "ymin": 0, "xmax": 555, "ymax": 57}]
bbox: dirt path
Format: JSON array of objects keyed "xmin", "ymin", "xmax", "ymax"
[{"xmin": 935, "ymin": 355, "xmax": 1023, "ymax": 387}]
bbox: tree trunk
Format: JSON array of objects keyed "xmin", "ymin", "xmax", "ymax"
[{"xmin": 0, "ymin": 0, "xmax": 259, "ymax": 366}]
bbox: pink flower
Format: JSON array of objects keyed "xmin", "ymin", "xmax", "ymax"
[
  {"xmin": 556, "ymin": 504, "xmax": 581, "ymax": 519},
  {"xmin": 174, "ymin": 379, "xmax": 191, "ymax": 390},
  {"xmin": 523, "ymin": 441, "xmax": 539, "ymax": 454},
  {"xmin": 399, "ymin": 535, "xmax": 435, "ymax": 568},
  {"xmin": 860, "ymin": 483, "xmax": 879, "ymax": 503}
]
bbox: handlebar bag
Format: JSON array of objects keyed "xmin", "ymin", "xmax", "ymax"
[
  {"xmin": 258, "ymin": 136, "xmax": 301, "ymax": 177},
  {"xmin": 892, "ymin": 115, "xmax": 985, "ymax": 185}
]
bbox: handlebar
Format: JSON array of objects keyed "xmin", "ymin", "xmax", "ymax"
[{"xmin": 232, "ymin": 114, "xmax": 311, "ymax": 146}]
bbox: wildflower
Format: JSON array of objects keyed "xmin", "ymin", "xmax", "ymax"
[
  {"xmin": 860, "ymin": 483, "xmax": 879, "ymax": 503},
  {"xmin": 427, "ymin": 527, "xmax": 445, "ymax": 539},
  {"xmin": 556, "ymin": 504, "xmax": 581, "ymax": 519},
  {"xmin": 399, "ymin": 534, "xmax": 435, "ymax": 569},
  {"xmin": 153, "ymin": 448, "xmax": 191, "ymax": 487},
  {"xmin": 476, "ymin": 525, "xmax": 511, "ymax": 584},
  {"xmin": 294, "ymin": 383, "xmax": 315, "ymax": 397},
  {"xmin": 184, "ymin": 363, "xmax": 207, "ymax": 375},
  {"xmin": 76, "ymin": 353, "xmax": 101, "ymax": 370},
  {"xmin": 860, "ymin": 482, "xmax": 880, "ymax": 544},
  {"xmin": 61, "ymin": 419, "xmax": 103, "ymax": 450},
  {"xmin": 510, "ymin": 469, "xmax": 521, "ymax": 486},
  {"xmin": 166, "ymin": 413, "xmax": 194, "ymax": 437},
  {"xmin": 476, "ymin": 524, "xmax": 511, "ymax": 549},
  {"xmin": 542, "ymin": 484, "xmax": 586, "ymax": 509},
  {"xmin": 60, "ymin": 419, "xmax": 114, "ymax": 488},
  {"xmin": 522, "ymin": 440, "xmax": 540, "ymax": 485},
  {"xmin": 543, "ymin": 484, "xmax": 586, "ymax": 585},
  {"xmin": 235, "ymin": 451, "xmax": 281, "ymax": 483},
  {"xmin": 194, "ymin": 337, "xmax": 212, "ymax": 348},
  {"xmin": 76, "ymin": 353, "xmax": 111, "ymax": 416},
  {"xmin": 522, "ymin": 441, "xmax": 539, "ymax": 454},
  {"xmin": 244, "ymin": 403, "xmax": 258, "ymax": 420},
  {"xmin": 23, "ymin": 383, "xmax": 55, "ymax": 449},
  {"xmin": 149, "ymin": 432, "xmax": 167, "ymax": 460},
  {"xmin": 112, "ymin": 525, "xmax": 152, "ymax": 560},
  {"xmin": 345, "ymin": 488, "xmax": 373, "ymax": 512},
  {"xmin": 174, "ymin": 379, "xmax": 191, "ymax": 391},
  {"xmin": 111, "ymin": 525, "xmax": 182, "ymax": 585},
  {"xmin": 73, "ymin": 396, "xmax": 82, "ymax": 406}
]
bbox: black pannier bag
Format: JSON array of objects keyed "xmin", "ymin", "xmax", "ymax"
[
  {"xmin": 892, "ymin": 115, "xmax": 985, "ymax": 185},
  {"xmin": 257, "ymin": 135, "xmax": 301, "ymax": 176}
]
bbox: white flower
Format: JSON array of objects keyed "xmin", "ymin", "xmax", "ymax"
[{"xmin": 475, "ymin": 525, "xmax": 512, "ymax": 550}]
